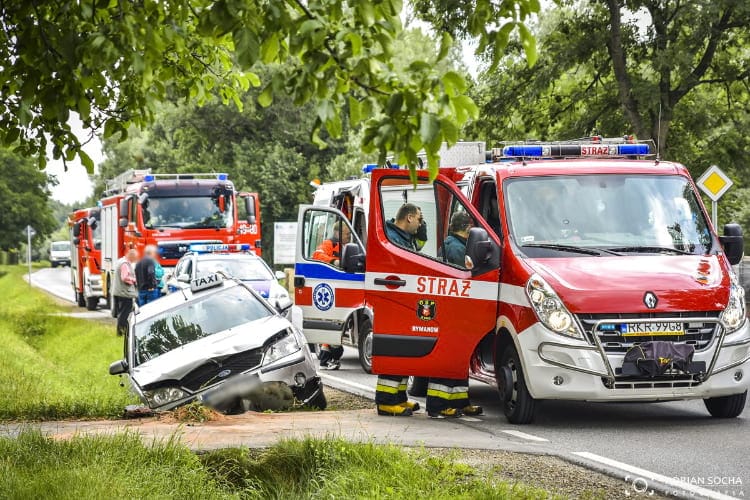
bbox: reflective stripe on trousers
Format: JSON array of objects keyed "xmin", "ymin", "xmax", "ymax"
[
  {"xmin": 426, "ymin": 378, "xmax": 469, "ymax": 412},
  {"xmin": 375, "ymin": 375, "xmax": 408, "ymax": 405}
]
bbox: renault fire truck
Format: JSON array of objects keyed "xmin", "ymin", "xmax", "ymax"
[
  {"xmin": 99, "ymin": 170, "xmax": 262, "ymax": 312},
  {"xmin": 295, "ymin": 142, "xmax": 486, "ymax": 372},
  {"xmin": 68, "ymin": 207, "xmax": 103, "ymax": 310},
  {"xmin": 301, "ymin": 137, "xmax": 749, "ymax": 423}
]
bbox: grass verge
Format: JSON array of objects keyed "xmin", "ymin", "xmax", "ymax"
[
  {"xmin": 0, "ymin": 431, "xmax": 559, "ymax": 499},
  {"xmin": 0, "ymin": 266, "xmax": 136, "ymax": 420}
]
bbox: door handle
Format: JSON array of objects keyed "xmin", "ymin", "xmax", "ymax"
[{"xmin": 374, "ymin": 277, "xmax": 406, "ymax": 287}]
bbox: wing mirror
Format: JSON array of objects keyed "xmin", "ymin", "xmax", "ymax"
[
  {"xmin": 118, "ymin": 217, "xmax": 128, "ymax": 228},
  {"xmin": 109, "ymin": 359, "xmax": 128, "ymax": 376},
  {"xmin": 72, "ymin": 222, "xmax": 81, "ymax": 237},
  {"xmin": 275, "ymin": 296, "xmax": 293, "ymax": 313},
  {"xmin": 341, "ymin": 242, "xmax": 365, "ymax": 273},
  {"xmin": 275, "ymin": 270, "xmax": 286, "ymax": 281},
  {"xmin": 245, "ymin": 196, "xmax": 257, "ymax": 224},
  {"xmin": 719, "ymin": 223, "xmax": 744, "ymax": 266},
  {"xmin": 465, "ymin": 227, "xmax": 500, "ymax": 276},
  {"xmin": 176, "ymin": 273, "xmax": 191, "ymax": 283},
  {"xmin": 72, "ymin": 237, "xmax": 80, "ymax": 246}
]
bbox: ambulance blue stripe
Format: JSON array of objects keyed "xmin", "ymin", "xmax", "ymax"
[{"xmin": 294, "ymin": 262, "xmax": 365, "ymax": 282}]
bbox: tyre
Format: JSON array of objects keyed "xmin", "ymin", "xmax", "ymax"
[
  {"xmin": 110, "ymin": 293, "xmax": 118, "ymax": 318},
  {"xmin": 704, "ymin": 391, "xmax": 747, "ymax": 418},
  {"xmin": 306, "ymin": 388, "xmax": 327, "ymax": 410},
  {"xmin": 407, "ymin": 376, "xmax": 428, "ymax": 397},
  {"xmin": 76, "ymin": 291, "xmax": 86, "ymax": 308},
  {"xmin": 85, "ymin": 296, "xmax": 98, "ymax": 311},
  {"xmin": 357, "ymin": 318, "xmax": 373, "ymax": 374},
  {"xmin": 498, "ymin": 346, "xmax": 536, "ymax": 424},
  {"xmin": 51, "ymin": 262, "xmax": 57, "ymax": 268}
]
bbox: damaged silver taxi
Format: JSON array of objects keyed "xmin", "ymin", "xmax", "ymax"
[{"xmin": 109, "ymin": 272, "xmax": 326, "ymax": 413}]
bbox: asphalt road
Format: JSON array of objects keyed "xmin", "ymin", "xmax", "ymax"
[{"xmin": 32, "ymin": 266, "xmax": 750, "ymax": 499}]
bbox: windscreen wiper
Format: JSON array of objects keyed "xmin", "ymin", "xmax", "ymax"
[
  {"xmin": 521, "ymin": 243, "xmax": 610, "ymax": 256},
  {"xmin": 605, "ymin": 245, "xmax": 692, "ymax": 255}
]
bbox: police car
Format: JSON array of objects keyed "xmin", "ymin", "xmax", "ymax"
[
  {"xmin": 166, "ymin": 244, "xmax": 291, "ymax": 308},
  {"xmin": 109, "ymin": 271, "xmax": 325, "ymax": 412}
]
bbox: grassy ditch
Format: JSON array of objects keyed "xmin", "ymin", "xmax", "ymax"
[
  {"xmin": 0, "ymin": 431, "xmax": 558, "ymax": 499},
  {"xmin": 0, "ymin": 266, "xmax": 136, "ymax": 420}
]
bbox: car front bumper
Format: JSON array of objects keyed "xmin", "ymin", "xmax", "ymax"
[{"xmin": 515, "ymin": 319, "xmax": 750, "ymax": 402}]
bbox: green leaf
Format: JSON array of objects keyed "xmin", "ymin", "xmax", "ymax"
[
  {"xmin": 440, "ymin": 118, "xmax": 459, "ymax": 144},
  {"xmin": 348, "ymin": 96, "xmax": 363, "ymax": 125},
  {"xmin": 258, "ymin": 85, "xmax": 273, "ymax": 107},
  {"xmin": 441, "ymin": 71, "xmax": 466, "ymax": 98},
  {"xmin": 79, "ymin": 150, "xmax": 94, "ymax": 173},
  {"xmin": 260, "ymin": 34, "xmax": 280, "ymax": 63},
  {"xmin": 437, "ymin": 32, "xmax": 452, "ymax": 62},
  {"xmin": 518, "ymin": 24, "xmax": 537, "ymax": 67},
  {"xmin": 419, "ymin": 112, "xmax": 440, "ymax": 145}
]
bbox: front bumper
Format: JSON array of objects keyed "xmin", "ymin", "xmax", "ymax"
[
  {"xmin": 516, "ymin": 319, "xmax": 750, "ymax": 402},
  {"xmin": 135, "ymin": 349, "xmax": 321, "ymax": 412}
]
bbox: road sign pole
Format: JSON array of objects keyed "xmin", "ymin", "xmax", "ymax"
[
  {"xmin": 712, "ymin": 200, "xmax": 718, "ymax": 231},
  {"xmin": 27, "ymin": 226, "xmax": 32, "ymax": 286}
]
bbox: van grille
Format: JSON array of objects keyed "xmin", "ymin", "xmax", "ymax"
[
  {"xmin": 179, "ymin": 347, "xmax": 264, "ymax": 392},
  {"xmin": 577, "ymin": 311, "xmax": 720, "ymax": 354}
]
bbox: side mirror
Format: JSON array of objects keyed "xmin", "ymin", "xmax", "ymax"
[
  {"xmin": 719, "ymin": 223, "xmax": 744, "ymax": 266},
  {"xmin": 72, "ymin": 223, "xmax": 81, "ymax": 237},
  {"xmin": 73, "ymin": 237, "xmax": 80, "ymax": 246},
  {"xmin": 255, "ymin": 239, "xmax": 262, "ymax": 249},
  {"xmin": 245, "ymin": 196, "xmax": 256, "ymax": 224},
  {"xmin": 465, "ymin": 227, "xmax": 500, "ymax": 276},
  {"xmin": 341, "ymin": 242, "xmax": 365, "ymax": 273},
  {"xmin": 275, "ymin": 270, "xmax": 286, "ymax": 281},
  {"xmin": 177, "ymin": 273, "xmax": 191, "ymax": 283},
  {"xmin": 109, "ymin": 359, "xmax": 128, "ymax": 376},
  {"xmin": 138, "ymin": 192, "xmax": 149, "ymax": 205},
  {"xmin": 119, "ymin": 198, "xmax": 129, "ymax": 216},
  {"xmin": 87, "ymin": 217, "xmax": 98, "ymax": 230},
  {"xmin": 275, "ymin": 296, "xmax": 293, "ymax": 313},
  {"xmin": 118, "ymin": 217, "xmax": 128, "ymax": 228}
]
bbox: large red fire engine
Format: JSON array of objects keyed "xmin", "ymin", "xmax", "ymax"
[
  {"xmin": 302, "ymin": 137, "xmax": 749, "ymax": 423},
  {"xmin": 68, "ymin": 207, "xmax": 103, "ymax": 310},
  {"xmin": 99, "ymin": 170, "xmax": 261, "ymax": 311}
]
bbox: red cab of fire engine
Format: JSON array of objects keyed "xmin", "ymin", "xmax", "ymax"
[
  {"xmin": 328, "ymin": 138, "xmax": 749, "ymax": 423},
  {"xmin": 68, "ymin": 207, "xmax": 103, "ymax": 310}
]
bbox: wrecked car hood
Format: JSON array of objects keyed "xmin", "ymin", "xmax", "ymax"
[{"xmin": 132, "ymin": 315, "xmax": 290, "ymax": 388}]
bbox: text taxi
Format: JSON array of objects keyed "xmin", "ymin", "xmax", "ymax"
[{"xmin": 329, "ymin": 138, "xmax": 749, "ymax": 424}]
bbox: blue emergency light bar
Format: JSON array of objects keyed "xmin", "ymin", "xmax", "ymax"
[
  {"xmin": 217, "ymin": 173, "xmax": 228, "ymax": 181},
  {"xmin": 502, "ymin": 142, "xmax": 651, "ymax": 158},
  {"xmin": 144, "ymin": 174, "xmax": 155, "ymax": 182},
  {"xmin": 361, "ymin": 162, "xmax": 402, "ymax": 173},
  {"xmin": 189, "ymin": 243, "xmax": 251, "ymax": 253}
]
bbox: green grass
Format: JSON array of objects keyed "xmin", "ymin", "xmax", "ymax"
[
  {"xmin": 0, "ymin": 431, "xmax": 557, "ymax": 500},
  {"xmin": 0, "ymin": 265, "xmax": 137, "ymax": 420}
]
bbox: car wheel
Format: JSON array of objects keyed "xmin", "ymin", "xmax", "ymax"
[
  {"xmin": 85, "ymin": 296, "xmax": 98, "ymax": 311},
  {"xmin": 76, "ymin": 291, "xmax": 86, "ymax": 308},
  {"xmin": 407, "ymin": 376, "xmax": 428, "ymax": 397},
  {"xmin": 498, "ymin": 346, "xmax": 536, "ymax": 424},
  {"xmin": 306, "ymin": 388, "xmax": 327, "ymax": 410},
  {"xmin": 704, "ymin": 391, "xmax": 747, "ymax": 418},
  {"xmin": 358, "ymin": 318, "xmax": 373, "ymax": 374}
]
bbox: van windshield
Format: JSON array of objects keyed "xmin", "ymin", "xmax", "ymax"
[
  {"xmin": 51, "ymin": 242, "xmax": 70, "ymax": 251},
  {"xmin": 504, "ymin": 174, "xmax": 712, "ymax": 257},
  {"xmin": 143, "ymin": 196, "xmax": 233, "ymax": 229}
]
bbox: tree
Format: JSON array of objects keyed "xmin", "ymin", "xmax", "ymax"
[
  {"xmin": 0, "ymin": 0, "xmax": 537, "ymax": 175},
  {"xmin": 0, "ymin": 148, "xmax": 57, "ymax": 250}
]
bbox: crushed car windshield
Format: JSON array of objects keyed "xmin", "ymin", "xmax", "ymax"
[
  {"xmin": 505, "ymin": 174, "xmax": 712, "ymax": 257},
  {"xmin": 143, "ymin": 196, "xmax": 233, "ymax": 229},
  {"xmin": 134, "ymin": 286, "xmax": 272, "ymax": 364},
  {"xmin": 196, "ymin": 258, "xmax": 273, "ymax": 281}
]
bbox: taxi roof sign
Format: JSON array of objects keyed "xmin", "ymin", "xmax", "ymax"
[
  {"xmin": 190, "ymin": 272, "xmax": 224, "ymax": 293},
  {"xmin": 697, "ymin": 165, "xmax": 733, "ymax": 201}
]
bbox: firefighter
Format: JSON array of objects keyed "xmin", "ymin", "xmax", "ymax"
[{"xmin": 311, "ymin": 222, "xmax": 351, "ymax": 370}]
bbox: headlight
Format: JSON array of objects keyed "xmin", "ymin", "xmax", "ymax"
[
  {"xmin": 526, "ymin": 274, "xmax": 584, "ymax": 340},
  {"xmin": 721, "ymin": 282, "xmax": 746, "ymax": 334},
  {"xmin": 142, "ymin": 386, "xmax": 187, "ymax": 407},
  {"xmin": 262, "ymin": 330, "xmax": 301, "ymax": 366}
]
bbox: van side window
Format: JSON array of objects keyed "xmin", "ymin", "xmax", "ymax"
[
  {"xmin": 302, "ymin": 209, "xmax": 360, "ymax": 269},
  {"xmin": 478, "ymin": 180, "xmax": 502, "ymax": 238},
  {"xmin": 379, "ymin": 178, "xmax": 438, "ymax": 259},
  {"xmin": 352, "ymin": 208, "xmax": 367, "ymax": 245},
  {"xmin": 436, "ymin": 184, "xmax": 478, "ymax": 269}
]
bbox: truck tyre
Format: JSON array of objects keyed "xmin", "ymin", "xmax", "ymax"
[
  {"xmin": 357, "ymin": 318, "xmax": 373, "ymax": 374},
  {"xmin": 76, "ymin": 291, "xmax": 86, "ymax": 308},
  {"xmin": 498, "ymin": 347, "xmax": 536, "ymax": 424},
  {"xmin": 407, "ymin": 376, "xmax": 428, "ymax": 397},
  {"xmin": 85, "ymin": 296, "xmax": 98, "ymax": 311},
  {"xmin": 306, "ymin": 388, "xmax": 327, "ymax": 410},
  {"xmin": 704, "ymin": 391, "xmax": 747, "ymax": 418}
]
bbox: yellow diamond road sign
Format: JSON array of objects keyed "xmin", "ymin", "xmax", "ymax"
[{"xmin": 697, "ymin": 165, "xmax": 733, "ymax": 201}]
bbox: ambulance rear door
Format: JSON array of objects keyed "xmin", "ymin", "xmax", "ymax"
[
  {"xmin": 294, "ymin": 205, "xmax": 366, "ymax": 345},
  {"xmin": 366, "ymin": 169, "xmax": 501, "ymax": 379}
]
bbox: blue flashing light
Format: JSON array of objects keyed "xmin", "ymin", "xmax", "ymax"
[
  {"xmin": 217, "ymin": 173, "xmax": 228, "ymax": 181},
  {"xmin": 616, "ymin": 144, "xmax": 650, "ymax": 155},
  {"xmin": 362, "ymin": 163, "xmax": 378, "ymax": 174},
  {"xmin": 189, "ymin": 243, "xmax": 251, "ymax": 253},
  {"xmin": 503, "ymin": 145, "xmax": 543, "ymax": 157},
  {"xmin": 599, "ymin": 324, "xmax": 617, "ymax": 331},
  {"xmin": 502, "ymin": 142, "xmax": 651, "ymax": 158},
  {"xmin": 144, "ymin": 174, "xmax": 155, "ymax": 182},
  {"xmin": 389, "ymin": 163, "xmax": 400, "ymax": 169}
]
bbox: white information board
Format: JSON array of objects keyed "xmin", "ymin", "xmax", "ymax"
[{"xmin": 273, "ymin": 222, "xmax": 298, "ymax": 265}]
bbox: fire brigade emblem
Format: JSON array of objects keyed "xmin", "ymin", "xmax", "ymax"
[
  {"xmin": 313, "ymin": 283, "xmax": 334, "ymax": 311},
  {"xmin": 417, "ymin": 299, "xmax": 436, "ymax": 321}
]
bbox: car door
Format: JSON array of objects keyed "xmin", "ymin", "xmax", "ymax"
[
  {"xmin": 294, "ymin": 206, "xmax": 365, "ymax": 345},
  {"xmin": 366, "ymin": 169, "xmax": 501, "ymax": 379}
]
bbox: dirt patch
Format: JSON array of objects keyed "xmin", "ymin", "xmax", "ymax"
[
  {"xmin": 324, "ymin": 387, "xmax": 372, "ymax": 411},
  {"xmin": 158, "ymin": 402, "xmax": 227, "ymax": 424},
  {"xmin": 424, "ymin": 448, "xmax": 669, "ymax": 500}
]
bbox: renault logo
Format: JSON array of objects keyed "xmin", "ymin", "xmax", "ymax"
[{"xmin": 643, "ymin": 292, "xmax": 658, "ymax": 309}]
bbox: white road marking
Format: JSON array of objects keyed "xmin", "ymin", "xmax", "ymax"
[
  {"xmin": 320, "ymin": 372, "xmax": 376, "ymax": 396},
  {"xmin": 572, "ymin": 451, "xmax": 737, "ymax": 500},
  {"xmin": 500, "ymin": 430, "xmax": 549, "ymax": 442},
  {"xmin": 460, "ymin": 417, "xmax": 481, "ymax": 422}
]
